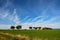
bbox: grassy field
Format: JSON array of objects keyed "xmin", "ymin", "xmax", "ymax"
[{"xmin": 0, "ymin": 30, "xmax": 60, "ymax": 40}]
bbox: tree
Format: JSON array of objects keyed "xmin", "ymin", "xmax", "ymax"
[
  {"xmin": 43, "ymin": 27, "xmax": 52, "ymax": 30},
  {"xmin": 10, "ymin": 26, "xmax": 15, "ymax": 30},
  {"xmin": 29, "ymin": 27, "xmax": 32, "ymax": 29},
  {"xmin": 39, "ymin": 27, "xmax": 41, "ymax": 29},
  {"xmin": 16, "ymin": 25, "xmax": 22, "ymax": 30}
]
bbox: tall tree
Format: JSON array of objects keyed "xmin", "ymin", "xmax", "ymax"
[
  {"xmin": 29, "ymin": 27, "xmax": 32, "ymax": 29},
  {"xmin": 10, "ymin": 26, "xmax": 15, "ymax": 30},
  {"xmin": 16, "ymin": 25, "xmax": 22, "ymax": 30}
]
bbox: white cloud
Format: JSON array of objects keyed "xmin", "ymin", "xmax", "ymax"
[
  {"xmin": 13, "ymin": 9, "xmax": 16, "ymax": 15},
  {"xmin": 27, "ymin": 18, "xmax": 32, "ymax": 22},
  {"xmin": 1, "ymin": 13, "xmax": 9, "ymax": 19},
  {"xmin": 0, "ymin": 10, "xmax": 9, "ymax": 19},
  {"xmin": 32, "ymin": 16, "xmax": 60, "ymax": 28},
  {"xmin": 7, "ymin": 9, "xmax": 21, "ymax": 25},
  {"xmin": 43, "ymin": 16, "xmax": 60, "ymax": 24},
  {"xmin": 0, "ymin": 9, "xmax": 60, "ymax": 29},
  {"xmin": 23, "ymin": 16, "xmax": 30, "ymax": 21},
  {"xmin": 0, "ymin": 0, "xmax": 60, "ymax": 29},
  {"xmin": 0, "ymin": 8, "xmax": 21, "ymax": 29},
  {"xmin": 21, "ymin": 16, "xmax": 60, "ymax": 29},
  {"xmin": 31, "ymin": 16, "xmax": 43, "ymax": 22},
  {"xmin": 0, "ymin": 8, "xmax": 20, "ymax": 25},
  {"xmin": 8, "ymin": 9, "xmax": 17, "ymax": 20},
  {"xmin": 12, "ymin": 9, "xmax": 21, "ymax": 25},
  {"xmin": 13, "ymin": 15, "xmax": 20, "ymax": 25}
]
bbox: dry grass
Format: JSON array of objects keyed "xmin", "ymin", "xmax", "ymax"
[
  {"xmin": 32, "ymin": 37, "xmax": 42, "ymax": 40},
  {"xmin": 44, "ymin": 38, "xmax": 48, "ymax": 40},
  {"xmin": 0, "ymin": 32, "xmax": 29, "ymax": 40},
  {"xmin": 0, "ymin": 30, "xmax": 60, "ymax": 40},
  {"xmin": 0, "ymin": 35, "xmax": 6, "ymax": 40},
  {"xmin": 15, "ymin": 35, "xmax": 29, "ymax": 40},
  {"xmin": 0, "ymin": 32, "xmax": 56, "ymax": 40},
  {"xmin": 0, "ymin": 37, "xmax": 6, "ymax": 40},
  {"xmin": 0, "ymin": 32, "xmax": 58, "ymax": 40}
]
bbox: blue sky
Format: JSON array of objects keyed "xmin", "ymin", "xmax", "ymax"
[{"xmin": 0, "ymin": 0, "xmax": 60, "ymax": 29}]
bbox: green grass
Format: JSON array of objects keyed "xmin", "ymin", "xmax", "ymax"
[{"xmin": 0, "ymin": 30, "xmax": 60, "ymax": 40}]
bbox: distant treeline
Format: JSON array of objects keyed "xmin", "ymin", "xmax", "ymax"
[{"xmin": 10, "ymin": 25, "xmax": 53, "ymax": 30}]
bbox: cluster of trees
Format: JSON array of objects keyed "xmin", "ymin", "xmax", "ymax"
[
  {"xmin": 29, "ymin": 27, "xmax": 52, "ymax": 30},
  {"xmin": 10, "ymin": 25, "xmax": 52, "ymax": 30},
  {"xmin": 29, "ymin": 27, "xmax": 41, "ymax": 29},
  {"xmin": 10, "ymin": 25, "xmax": 22, "ymax": 30}
]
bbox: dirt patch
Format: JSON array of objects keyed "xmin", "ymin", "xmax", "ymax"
[{"xmin": 0, "ymin": 32, "xmax": 29, "ymax": 40}]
